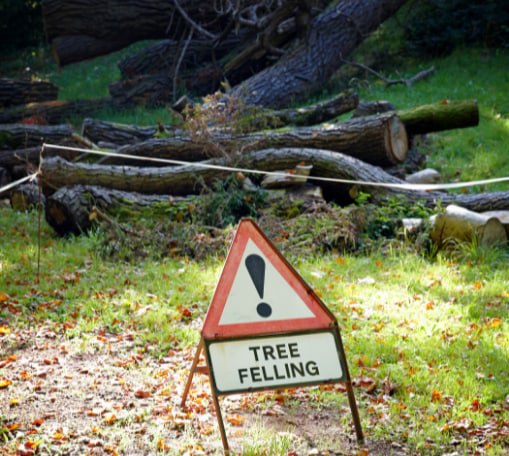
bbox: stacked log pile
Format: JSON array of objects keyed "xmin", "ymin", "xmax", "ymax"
[{"xmin": 2, "ymin": 89, "xmax": 507, "ymax": 248}]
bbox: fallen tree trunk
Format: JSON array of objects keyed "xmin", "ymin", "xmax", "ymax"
[
  {"xmin": 0, "ymin": 124, "xmax": 75, "ymax": 150},
  {"xmin": 431, "ymin": 205, "xmax": 507, "ymax": 247},
  {"xmin": 82, "ymin": 118, "xmax": 161, "ymax": 146},
  {"xmin": 82, "ymin": 90, "xmax": 358, "ymax": 145},
  {"xmin": 45, "ymin": 185, "xmax": 191, "ymax": 235},
  {"xmin": 0, "ymin": 145, "xmax": 81, "ymax": 167},
  {"xmin": 0, "ymin": 78, "xmax": 59, "ymax": 108},
  {"xmin": 243, "ymin": 90, "xmax": 359, "ymax": 130},
  {"xmin": 10, "ymin": 182, "xmax": 45, "ymax": 211},
  {"xmin": 0, "ymin": 98, "xmax": 111, "ymax": 124},
  {"xmin": 0, "ymin": 166, "xmax": 12, "ymax": 189},
  {"xmin": 40, "ymin": 149, "xmax": 509, "ymax": 213},
  {"xmin": 397, "ymin": 99, "xmax": 479, "ymax": 136},
  {"xmin": 106, "ymin": 112, "xmax": 408, "ymax": 167},
  {"xmin": 231, "ymin": 0, "xmax": 408, "ymax": 108}
]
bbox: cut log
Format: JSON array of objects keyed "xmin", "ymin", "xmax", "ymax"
[
  {"xmin": 232, "ymin": 0, "xmax": 409, "ymax": 108},
  {"xmin": 431, "ymin": 205, "xmax": 507, "ymax": 248},
  {"xmin": 0, "ymin": 98, "xmax": 111, "ymax": 125},
  {"xmin": 481, "ymin": 211, "xmax": 509, "ymax": 237},
  {"xmin": 0, "ymin": 124, "xmax": 75, "ymax": 150},
  {"xmin": 10, "ymin": 182, "xmax": 45, "ymax": 211},
  {"xmin": 352, "ymin": 100, "xmax": 395, "ymax": 118},
  {"xmin": 405, "ymin": 168, "xmax": 441, "ymax": 184},
  {"xmin": 0, "ymin": 145, "xmax": 82, "ymax": 168},
  {"xmin": 45, "ymin": 185, "xmax": 190, "ymax": 235},
  {"xmin": 107, "ymin": 112, "xmax": 408, "ymax": 167},
  {"xmin": 244, "ymin": 90, "xmax": 359, "ymax": 130},
  {"xmin": 0, "ymin": 78, "xmax": 59, "ymax": 108},
  {"xmin": 82, "ymin": 118, "xmax": 161, "ymax": 146},
  {"xmin": 397, "ymin": 100, "xmax": 479, "ymax": 136},
  {"xmin": 40, "ymin": 150, "xmax": 509, "ymax": 214},
  {"xmin": 0, "ymin": 167, "xmax": 12, "ymax": 189},
  {"xmin": 41, "ymin": 0, "xmax": 255, "ymax": 65}
]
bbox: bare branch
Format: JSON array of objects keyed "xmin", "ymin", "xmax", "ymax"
[{"xmin": 173, "ymin": 0, "xmax": 218, "ymax": 40}]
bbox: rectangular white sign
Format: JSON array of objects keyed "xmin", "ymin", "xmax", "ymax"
[{"xmin": 207, "ymin": 332, "xmax": 344, "ymax": 394}]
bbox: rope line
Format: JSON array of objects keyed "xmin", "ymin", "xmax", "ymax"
[
  {"xmin": 0, "ymin": 172, "xmax": 39, "ymax": 196},
  {"xmin": 41, "ymin": 143, "xmax": 509, "ymax": 192}
]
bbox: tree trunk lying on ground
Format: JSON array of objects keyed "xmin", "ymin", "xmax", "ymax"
[
  {"xmin": 81, "ymin": 118, "xmax": 162, "ymax": 146},
  {"xmin": 82, "ymin": 90, "xmax": 359, "ymax": 145},
  {"xmin": 397, "ymin": 99, "xmax": 479, "ymax": 136},
  {"xmin": 430, "ymin": 205, "xmax": 507, "ymax": 247},
  {"xmin": 40, "ymin": 149, "xmax": 509, "ymax": 213},
  {"xmin": 0, "ymin": 124, "xmax": 75, "ymax": 150},
  {"xmin": 0, "ymin": 98, "xmax": 111, "ymax": 124},
  {"xmin": 0, "ymin": 78, "xmax": 59, "ymax": 108},
  {"xmin": 231, "ymin": 0, "xmax": 408, "ymax": 108},
  {"xmin": 101, "ymin": 112, "xmax": 408, "ymax": 167},
  {"xmin": 45, "ymin": 185, "xmax": 191, "ymax": 235},
  {"xmin": 0, "ymin": 145, "xmax": 82, "ymax": 168},
  {"xmin": 10, "ymin": 182, "xmax": 45, "ymax": 211}
]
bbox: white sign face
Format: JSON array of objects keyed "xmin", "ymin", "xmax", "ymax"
[
  {"xmin": 208, "ymin": 332, "xmax": 344, "ymax": 394},
  {"xmin": 218, "ymin": 239, "xmax": 314, "ymax": 325}
]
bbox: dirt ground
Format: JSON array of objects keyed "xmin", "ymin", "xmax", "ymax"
[{"xmin": 0, "ymin": 325, "xmax": 405, "ymax": 455}]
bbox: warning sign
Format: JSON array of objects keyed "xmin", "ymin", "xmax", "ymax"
[
  {"xmin": 207, "ymin": 331, "xmax": 344, "ymax": 394},
  {"xmin": 202, "ymin": 219, "xmax": 335, "ymax": 339},
  {"xmin": 182, "ymin": 219, "xmax": 363, "ymax": 452}
]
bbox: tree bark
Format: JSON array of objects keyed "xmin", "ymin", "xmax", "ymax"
[
  {"xmin": 397, "ymin": 100, "xmax": 479, "ymax": 136},
  {"xmin": 0, "ymin": 78, "xmax": 59, "ymax": 108},
  {"xmin": 0, "ymin": 124, "xmax": 75, "ymax": 150},
  {"xmin": 10, "ymin": 183, "xmax": 45, "ymax": 211},
  {"xmin": 0, "ymin": 146, "xmax": 81, "ymax": 168},
  {"xmin": 81, "ymin": 118, "xmax": 161, "ymax": 146},
  {"xmin": 106, "ymin": 112, "xmax": 408, "ymax": 167},
  {"xmin": 0, "ymin": 98, "xmax": 111, "ymax": 124},
  {"xmin": 45, "ymin": 185, "xmax": 190, "ymax": 235},
  {"xmin": 40, "ymin": 150, "xmax": 509, "ymax": 213},
  {"xmin": 41, "ymin": 0, "xmax": 255, "ymax": 65},
  {"xmin": 431, "ymin": 205, "xmax": 507, "ymax": 248},
  {"xmin": 231, "ymin": 0, "xmax": 409, "ymax": 108},
  {"xmin": 242, "ymin": 90, "xmax": 359, "ymax": 130}
]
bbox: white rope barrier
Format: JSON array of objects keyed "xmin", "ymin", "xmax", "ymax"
[
  {"xmin": 41, "ymin": 143, "xmax": 509, "ymax": 192},
  {"xmin": 0, "ymin": 172, "xmax": 39, "ymax": 196}
]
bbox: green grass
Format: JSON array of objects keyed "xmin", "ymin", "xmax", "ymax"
[
  {"xmin": 354, "ymin": 47, "xmax": 509, "ymax": 190},
  {"xmin": 1, "ymin": 208, "xmax": 507, "ymax": 454}
]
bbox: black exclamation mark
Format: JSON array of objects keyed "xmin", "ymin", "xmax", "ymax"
[{"xmin": 245, "ymin": 254, "xmax": 272, "ymax": 318}]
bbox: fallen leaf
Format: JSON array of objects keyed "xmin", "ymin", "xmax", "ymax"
[
  {"xmin": 0, "ymin": 291, "xmax": 10, "ymax": 303},
  {"xmin": 0, "ymin": 378, "xmax": 12, "ymax": 389},
  {"xmin": 134, "ymin": 390, "xmax": 151, "ymax": 399},
  {"xmin": 431, "ymin": 390, "xmax": 442, "ymax": 402},
  {"xmin": 6, "ymin": 423, "xmax": 22, "ymax": 431},
  {"xmin": 485, "ymin": 317, "xmax": 502, "ymax": 329},
  {"xmin": 103, "ymin": 414, "xmax": 117, "ymax": 425},
  {"xmin": 227, "ymin": 414, "xmax": 245, "ymax": 426},
  {"xmin": 31, "ymin": 418, "xmax": 44, "ymax": 427},
  {"xmin": 0, "ymin": 325, "xmax": 11, "ymax": 335}
]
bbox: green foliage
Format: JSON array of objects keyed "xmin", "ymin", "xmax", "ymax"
[
  {"xmin": 357, "ymin": 193, "xmax": 434, "ymax": 240},
  {"xmin": 195, "ymin": 175, "xmax": 267, "ymax": 228},
  {"xmin": 0, "ymin": 1, "xmax": 42, "ymax": 53},
  {"xmin": 402, "ymin": 0, "xmax": 509, "ymax": 56}
]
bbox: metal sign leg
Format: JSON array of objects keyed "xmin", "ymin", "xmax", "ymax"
[{"xmin": 181, "ymin": 337, "xmax": 204, "ymax": 408}]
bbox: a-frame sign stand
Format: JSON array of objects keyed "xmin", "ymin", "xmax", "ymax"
[{"xmin": 181, "ymin": 219, "xmax": 363, "ymax": 453}]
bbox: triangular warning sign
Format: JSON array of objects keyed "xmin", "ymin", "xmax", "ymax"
[{"xmin": 202, "ymin": 219, "xmax": 335, "ymax": 339}]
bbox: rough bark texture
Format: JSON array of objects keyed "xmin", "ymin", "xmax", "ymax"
[
  {"xmin": 105, "ymin": 112, "xmax": 408, "ymax": 167},
  {"xmin": 81, "ymin": 118, "xmax": 162, "ymax": 146},
  {"xmin": 0, "ymin": 98, "xmax": 111, "ymax": 124},
  {"xmin": 40, "ymin": 150, "xmax": 509, "ymax": 213},
  {"xmin": 231, "ymin": 0, "xmax": 408, "ymax": 107},
  {"xmin": 45, "ymin": 185, "xmax": 187, "ymax": 235},
  {"xmin": 0, "ymin": 124, "xmax": 75, "ymax": 150},
  {"xmin": 431, "ymin": 205, "xmax": 507, "ymax": 247},
  {"xmin": 0, "ymin": 146, "xmax": 81, "ymax": 168},
  {"xmin": 10, "ymin": 182, "xmax": 45, "ymax": 211},
  {"xmin": 397, "ymin": 100, "xmax": 479, "ymax": 136},
  {"xmin": 0, "ymin": 78, "xmax": 59, "ymax": 108},
  {"xmin": 246, "ymin": 90, "xmax": 359, "ymax": 130}
]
